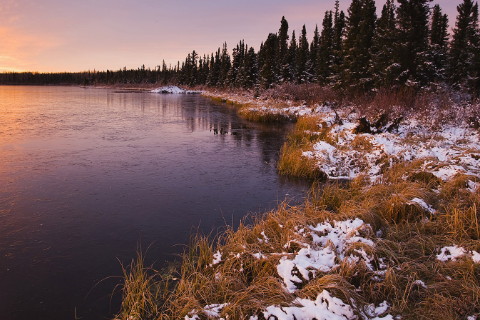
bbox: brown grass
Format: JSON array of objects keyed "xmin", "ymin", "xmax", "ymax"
[
  {"xmin": 277, "ymin": 116, "xmax": 336, "ymax": 180},
  {"xmin": 115, "ymin": 251, "xmax": 166, "ymax": 320},
  {"xmin": 116, "ymin": 161, "xmax": 480, "ymax": 319},
  {"xmin": 116, "ymin": 85, "xmax": 480, "ymax": 320}
]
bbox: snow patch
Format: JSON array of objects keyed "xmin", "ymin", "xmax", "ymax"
[
  {"xmin": 436, "ymin": 245, "xmax": 467, "ymax": 262},
  {"xmin": 260, "ymin": 290, "xmax": 355, "ymax": 320},
  {"xmin": 471, "ymin": 251, "xmax": 480, "ymax": 263},
  {"xmin": 303, "ymin": 109, "xmax": 480, "ymax": 181},
  {"xmin": 409, "ymin": 198, "xmax": 435, "ymax": 214},
  {"xmin": 277, "ymin": 219, "xmax": 377, "ymax": 292},
  {"xmin": 256, "ymin": 290, "xmax": 393, "ymax": 320},
  {"xmin": 185, "ymin": 303, "xmax": 228, "ymax": 320},
  {"xmin": 151, "ymin": 86, "xmax": 200, "ymax": 94},
  {"xmin": 210, "ymin": 250, "xmax": 222, "ymax": 266}
]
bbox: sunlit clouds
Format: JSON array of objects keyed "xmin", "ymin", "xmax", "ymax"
[{"xmin": 0, "ymin": 0, "xmax": 462, "ymax": 72}]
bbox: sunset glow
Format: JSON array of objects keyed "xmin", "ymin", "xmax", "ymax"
[{"xmin": 0, "ymin": 0, "xmax": 462, "ymax": 72}]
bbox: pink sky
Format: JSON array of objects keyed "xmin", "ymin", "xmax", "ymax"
[{"xmin": 0, "ymin": 0, "xmax": 462, "ymax": 72}]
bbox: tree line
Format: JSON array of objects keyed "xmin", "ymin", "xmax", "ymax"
[{"xmin": 1, "ymin": 0, "xmax": 479, "ymax": 95}]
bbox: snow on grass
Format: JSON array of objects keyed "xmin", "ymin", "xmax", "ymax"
[
  {"xmin": 254, "ymin": 290, "xmax": 393, "ymax": 320},
  {"xmin": 413, "ymin": 280, "xmax": 427, "ymax": 288},
  {"xmin": 258, "ymin": 290, "xmax": 356, "ymax": 320},
  {"xmin": 277, "ymin": 219, "xmax": 378, "ymax": 292},
  {"xmin": 202, "ymin": 90, "xmax": 328, "ymax": 120},
  {"xmin": 202, "ymin": 90, "xmax": 480, "ymax": 181},
  {"xmin": 436, "ymin": 245, "xmax": 467, "ymax": 261},
  {"xmin": 409, "ymin": 198, "xmax": 435, "ymax": 214},
  {"xmin": 151, "ymin": 86, "xmax": 200, "ymax": 94},
  {"xmin": 305, "ymin": 113, "xmax": 480, "ymax": 181},
  {"xmin": 472, "ymin": 251, "xmax": 480, "ymax": 263},
  {"xmin": 435, "ymin": 245, "xmax": 480, "ymax": 263},
  {"xmin": 252, "ymin": 252, "xmax": 267, "ymax": 260},
  {"xmin": 467, "ymin": 180, "xmax": 479, "ymax": 193},
  {"xmin": 210, "ymin": 250, "xmax": 222, "ymax": 266},
  {"xmin": 363, "ymin": 301, "xmax": 393, "ymax": 320},
  {"xmin": 185, "ymin": 303, "xmax": 228, "ymax": 320}
]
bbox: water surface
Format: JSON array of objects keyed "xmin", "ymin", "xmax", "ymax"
[{"xmin": 0, "ymin": 86, "xmax": 308, "ymax": 320}]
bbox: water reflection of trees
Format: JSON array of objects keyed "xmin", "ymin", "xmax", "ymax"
[
  {"xmin": 183, "ymin": 96, "xmax": 288, "ymax": 167},
  {"xmin": 106, "ymin": 93, "xmax": 289, "ymax": 169}
]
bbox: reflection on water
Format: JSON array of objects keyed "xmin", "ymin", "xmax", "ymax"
[{"xmin": 0, "ymin": 86, "xmax": 308, "ymax": 320}]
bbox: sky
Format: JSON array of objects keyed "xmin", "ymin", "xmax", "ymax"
[{"xmin": 0, "ymin": 0, "xmax": 463, "ymax": 73}]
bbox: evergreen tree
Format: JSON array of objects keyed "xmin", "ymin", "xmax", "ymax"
[
  {"xmin": 296, "ymin": 25, "xmax": 310, "ymax": 83},
  {"xmin": 333, "ymin": 0, "xmax": 345, "ymax": 52},
  {"xmin": 237, "ymin": 46, "xmax": 258, "ymax": 88},
  {"xmin": 259, "ymin": 33, "xmax": 279, "ymax": 88},
  {"xmin": 473, "ymin": 4, "xmax": 480, "ymax": 93},
  {"xmin": 287, "ymin": 30, "xmax": 298, "ymax": 82},
  {"xmin": 331, "ymin": 1, "xmax": 346, "ymax": 85},
  {"xmin": 396, "ymin": 0, "xmax": 432, "ymax": 87},
  {"xmin": 278, "ymin": 16, "xmax": 290, "ymax": 83},
  {"xmin": 430, "ymin": 4, "xmax": 449, "ymax": 83},
  {"xmin": 449, "ymin": 0, "xmax": 480, "ymax": 90},
  {"xmin": 218, "ymin": 43, "xmax": 231, "ymax": 86},
  {"xmin": 370, "ymin": 0, "xmax": 400, "ymax": 87},
  {"xmin": 207, "ymin": 50, "xmax": 221, "ymax": 86},
  {"xmin": 341, "ymin": 0, "xmax": 377, "ymax": 91},
  {"xmin": 227, "ymin": 40, "xmax": 246, "ymax": 87},
  {"xmin": 309, "ymin": 25, "xmax": 321, "ymax": 82},
  {"xmin": 318, "ymin": 11, "xmax": 334, "ymax": 84}
]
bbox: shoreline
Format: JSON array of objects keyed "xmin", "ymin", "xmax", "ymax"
[{"xmin": 117, "ymin": 84, "xmax": 480, "ymax": 320}]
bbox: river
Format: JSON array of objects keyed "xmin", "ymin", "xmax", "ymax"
[{"xmin": 0, "ymin": 86, "xmax": 308, "ymax": 320}]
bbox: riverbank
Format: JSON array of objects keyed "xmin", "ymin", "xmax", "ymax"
[{"xmin": 118, "ymin": 84, "xmax": 480, "ymax": 320}]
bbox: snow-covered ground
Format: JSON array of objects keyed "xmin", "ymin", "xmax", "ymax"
[
  {"xmin": 151, "ymin": 85, "xmax": 201, "ymax": 94},
  {"xmin": 174, "ymin": 90, "xmax": 480, "ymax": 320},
  {"xmin": 204, "ymin": 90, "xmax": 480, "ymax": 182},
  {"xmin": 186, "ymin": 218, "xmax": 395, "ymax": 320},
  {"xmin": 436, "ymin": 245, "xmax": 480, "ymax": 263},
  {"xmin": 298, "ymin": 107, "xmax": 480, "ymax": 182},
  {"xmin": 202, "ymin": 90, "xmax": 319, "ymax": 119}
]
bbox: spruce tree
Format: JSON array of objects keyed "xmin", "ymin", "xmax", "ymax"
[
  {"xmin": 370, "ymin": 0, "xmax": 399, "ymax": 87},
  {"xmin": 331, "ymin": 1, "xmax": 346, "ymax": 86},
  {"xmin": 341, "ymin": 0, "xmax": 377, "ymax": 91},
  {"xmin": 237, "ymin": 47, "xmax": 258, "ymax": 88},
  {"xmin": 318, "ymin": 11, "xmax": 334, "ymax": 84},
  {"xmin": 449, "ymin": 0, "xmax": 480, "ymax": 90},
  {"xmin": 430, "ymin": 4, "xmax": 449, "ymax": 83},
  {"xmin": 287, "ymin": 30, "xmax": 298, "ymax": 82},
  {"xmin": 259, "ymin": 33, "xmax": 279, "ymax": 88},
  {"xmin": 296, "ymin": 25, "xmax": 310, "ymax": 83},
  {"xmin": 227, "ymin": 40, "xmax": 246, "ymax": 87},
  {"xmin": 207, "ymin": 50, "xmax": 220, "ymax": 86},
  {"xmin": 278, "ymin": 16, "xmax": 290, "ymax": 83},
  {"xmin": 309, "ymin": 25, "xmax": 320, "ymax": 82},
  {"xmin": 473, "ymin": 4, "xmax": 480, "ymax": 94},
  {"xmin": 396, "ymin": 0, "xmax": 432, "ymax": 87},
  {"xmin": 218, "ymin": 43, "xmax": 231, "ymax": 86}
]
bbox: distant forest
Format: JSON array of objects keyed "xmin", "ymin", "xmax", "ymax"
[{"xmin": 1, "ymin": 0, "xmax": 480, "ymax": 95}]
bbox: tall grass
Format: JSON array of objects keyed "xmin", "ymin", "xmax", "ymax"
[
  {"xmin": 116, "ymin": 84, "xmax": 480, "ymax": 319},
  {"xmin": 115, "ymin": 251, "xmax": 165, "ymax": 320},
  {"xmin": 116, "ymin": 164, "xmax": 480, "ymax": 319}
]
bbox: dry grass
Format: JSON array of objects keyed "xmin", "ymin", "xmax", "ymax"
[
  {"xmin": 277, "ymin": 116, "xmax": 335, "ymax": 180},
  {"xmin": 203, "ymin": 84, "xmax": 480, "ymax": 130},
  {"xmin": 115, "ymin": 251, "xmax": 166, "ymax": 320},
  {"xmin": 116, "ymin": 161, "xmax": 480, "ymax": 319},
  {"xmin": 116, "ymin": 85, "xmax": 480, "ymax": 319}
]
